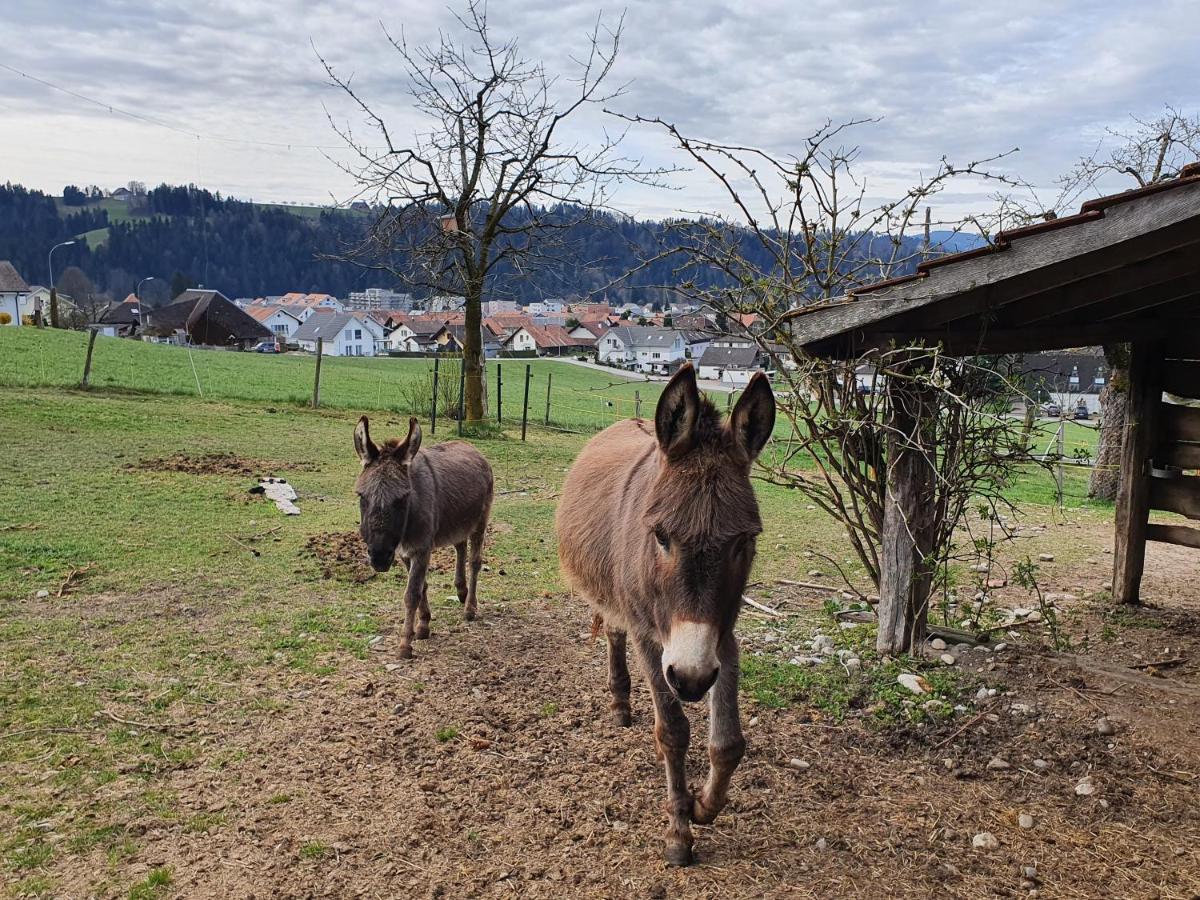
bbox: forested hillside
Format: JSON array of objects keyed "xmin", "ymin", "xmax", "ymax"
[{"xmin": 0, "ymin": 181, "xmax": 937, "ymax": 307}]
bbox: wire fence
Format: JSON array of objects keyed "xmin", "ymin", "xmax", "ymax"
[{"xmin": 0, "ymin": 327, "xmax": 1111, "ymax": 509}]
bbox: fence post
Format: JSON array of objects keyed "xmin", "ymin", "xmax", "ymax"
[
  {"xmin": 496, "ymin": 362, "xmax": 503, "ymax": 424},
  {"xmin": 635, "ymin": 390, "xmax": 642, "ymax": 419},
  {"xmin": 545, "ymin": 372, "xmax": 552, "ymax": 425},
  {"xmin": 431, "ymin": 355, "xmax": 440, "ymax": 434},
  {"xmin": 80, "ymin": 328, "xmax": 98, "ymax": 388},
  {"xmin": 1056, "ymin": 418, "xmax": 1065, "ymax": 507},
  {"xmin": 521, "ymin": 363, "xmax": 531, "ymax": 441},
  {"xmin": 311, "ymin": 338, "xmax": 323, "ymax": 408},
  {"xmin": 457, "ymin": 359, "xmax": 466, "ymax": 437}
]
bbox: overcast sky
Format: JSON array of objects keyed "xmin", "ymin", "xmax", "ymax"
[{"xmin": 2, "ymin": 0, "xmax": 1197, "ymax": 224}]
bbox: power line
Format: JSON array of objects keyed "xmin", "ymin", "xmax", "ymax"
[{"xmin": 0, "ymin": 61, "xmax": 347, "ymax": 152}]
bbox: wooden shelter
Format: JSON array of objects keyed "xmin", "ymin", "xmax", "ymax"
[{"xmin": 788, "ymin": 163, "xmax": 1200, "ymax": 639}]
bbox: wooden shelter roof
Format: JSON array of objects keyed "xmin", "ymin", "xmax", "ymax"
[{"xmin": 789, "ymin": 163, "xmax": 1200, "ymax": 358}]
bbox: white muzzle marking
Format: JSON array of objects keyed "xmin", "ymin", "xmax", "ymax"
[{"xmin": 662, "ymin": 621, "xmax": 719, "ymax": 685}]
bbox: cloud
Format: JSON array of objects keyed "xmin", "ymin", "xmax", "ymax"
[{"xmin": 1, "ymin": 0, "xmax": 1196, "ymax": 221}]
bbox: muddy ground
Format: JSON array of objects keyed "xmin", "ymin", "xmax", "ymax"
[{"xmin": 43, "ymin": 535, "xmax": 1200, "ymax": 899}]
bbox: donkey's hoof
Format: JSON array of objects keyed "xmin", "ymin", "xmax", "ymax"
[
  {"xmin": 463, "ymin": 608, "xmax": 477, "ymax": 622},
  {"xmin": 664, "ymin": 843, "xmax": 694, "ymax": 868},
  {"xmin": 397, "ymin": 644, "xmax": 413, "ymax": 660},
  {"xmin": 415, "ymin": 625, "xmax": 430, "ymax": 640},
  {"xmin": 691, "ymin": 797, "xmax": 718, "ymax": 825},
  {"xmin": 611, "ymin": 706, "xmax": 632, "ymax": 728}
]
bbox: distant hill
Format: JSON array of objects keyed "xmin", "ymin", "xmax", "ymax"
[
  {"xmin": 0, "ymin": 181, "xmax": 932, "ymax": 307},
  {"xmin": 927, "ymin": 230, "xmax": 988, "ymax": 254}
]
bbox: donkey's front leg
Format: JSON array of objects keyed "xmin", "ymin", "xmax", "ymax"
[
  {"xmin": 606, "ymin": 627, "xmax": 632, "ymax": 727},
  {"xmin": 398, "ymin": 551, "xmax": 429, "ymax": 659},
  {"xmin": 635, "ymin": 637, "xmax": 694, "ymax": 866},
  {"xmin": 693, "ymin": 631, "xmax": 745, "ymax": 825}
]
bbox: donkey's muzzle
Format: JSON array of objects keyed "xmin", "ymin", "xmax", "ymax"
[
  {"xmin": 368, "ymin": 550, "xmax": 394, "ymax": 572},
  {"xmin": 665, "ymin": 663, "xmax": 720, "ymax": 703}
]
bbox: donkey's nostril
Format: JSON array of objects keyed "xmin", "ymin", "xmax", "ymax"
[{"xmin": 665, "ymin": 664, "xmax": 679, "ymax": 690}]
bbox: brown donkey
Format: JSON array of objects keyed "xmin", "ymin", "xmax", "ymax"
[
  {"xmin": 556, "ymin": 364, "xmax": 775, "ymax": 865},
  {"xmin": 354, "ymin": 416, "xmax": 494, "ymax": 659}
]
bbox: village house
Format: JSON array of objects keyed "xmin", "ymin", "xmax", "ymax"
[
  {"xmin": 141, "ymin": 289, "xmax": 271, "ymax": 348},
  {"xmin": 502, "ymin": 323, "xmax": 586, "ymax": 357},
  {"xmin": 292, "ymin": 310, "xmax": 386, "ymax": 356},
  {"xmin": 696, "ymin": 345, "xmax": 769, "ymax": 384},
  {"xmin": 244, "ymin": 304, "xmax": 303, "ymax": 341},
  {"xmin": 567, "ymin": 320, "xmax": 609, "ymax": 346},
  {"xmin": 0, "ymin": 261, "xmax": 30, "ymax": 325},
  {"xmin": 598, "ymin": 326, "xmax": 686, "ymax": 373},
  {"xmin": 98, "ymin": 293, "xmax": 151, "ymax": 337}
]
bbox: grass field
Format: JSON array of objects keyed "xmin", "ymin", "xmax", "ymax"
[{"xmin": 0, "ymin": 328, "xmax": 666, "ymax": 432}]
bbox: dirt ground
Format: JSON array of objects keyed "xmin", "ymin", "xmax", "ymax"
[{"xmin": 37, "ymin": 530, "xmax": 1200, "ymax": 900}]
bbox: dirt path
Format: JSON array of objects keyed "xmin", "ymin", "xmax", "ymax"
[{"xmin": 50, "ymin": 597, "xmax": 1200, "ymax": 899}]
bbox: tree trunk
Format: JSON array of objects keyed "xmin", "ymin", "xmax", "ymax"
[
  {"xmin": 876, "ymin": 369, "xmax": 936, "ymax": 655},
  {"xmin": 462, "ymin": 285, "xmax": 486, "ymax": 422},
  {"xmin": 1089, "ymin": 344, "xmax": 1130, "ymax": 502}
]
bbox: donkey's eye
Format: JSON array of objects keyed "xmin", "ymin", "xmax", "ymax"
[{"xmin": 654, "ymin": 527, "xmax": 670, "ymax": 552}]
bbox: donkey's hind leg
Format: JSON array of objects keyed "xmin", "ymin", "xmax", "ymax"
[
  {"xmin": 464, "ymin": 525, "xmax": 484, "ymax": 622},
  {"xmin": 453, "ymin": 541, "xmax": 469, "ymax": 606},
  {"xmin": 605, "ymin": 626, "xmax": 632, "ymax": 727}
]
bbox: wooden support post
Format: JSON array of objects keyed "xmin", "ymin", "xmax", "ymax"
[
  {"xmin": 545, "ymin": 372, "xmax": 552, "ymax": 425},
  {"xmin": 496, "ymin": 363, "xmax": 503, "ymax": 423},
  {"xmin": 80, "ymin": 328, "xmax": 98, "ymax": 388},
  {"xmin": 431, "ymin": 355, "xmax": 440, "ymax": 435},
  {"xmin": 311, "ymin": 338, "xmax": 323, "ymax": 409},
  {"xmin": 1112, "ymin": 340, "xmax": 1165, "ymax": 605},
  {"xmin": 635, "ymin": 390, "xmax": 642, "ymax": 419},
  {"xmin": 876, "ymin": 363, "xmax": 937, "ymax": 655},
  {"xmin": 520, "ymin": 363, "xmax": 531, "ymax": 441}
]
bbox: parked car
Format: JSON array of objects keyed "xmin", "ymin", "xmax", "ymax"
[
  {"xmin": 252, "ymin": 341, "xmax": 279, "ymax": 353},
  {"xmin": 1074, "ymin": 402, "xmax": 1090, "ymax": 420},
  {"xmin": 1043, "ymin": 402, "xmax": 1062, "ymax": 418}
]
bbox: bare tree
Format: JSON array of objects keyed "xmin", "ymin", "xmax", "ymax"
[
  {"xmin": 1007, "ymin": 106, "xmax": 1200, "ymax": 501},
  {"xmin": 614, "ymin": 115, "xmax": 1033, "ymax": 653},
  {"xmin": 319, "ymin": 1, "xmax": 667, "ymax": 421}
]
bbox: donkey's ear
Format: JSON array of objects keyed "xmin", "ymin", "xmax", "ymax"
[
  {"xmin": 399, "ymin": 416, "xmax": 422, "ymax": 463},
  {"xmin": 655, "ymin": 364, "xmax": 700, "ymax": 460},
  {"xmin": 354, "ymin": 416, "xmax": 378, "ymax": 467},
  {"xmin": 728, "ymin": 372, "xmax": 775, "ymax": 462}
]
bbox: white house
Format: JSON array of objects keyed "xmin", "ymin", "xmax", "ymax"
[
  {"xmin": 245, "ymin": 304, "xmax": 303, "ymax": 340},
  {"xmin": 388, "ymin": 321, "xmax": 420, "ymax": 352},
  {"xmin": 598, "ymin": 326, "xmax": 686, "ymax": 373},
  {"xmin": 697, "ymin": 345, "xmax": 767, "ymax": 384},
  {"xmin": 292, "ymin": 311, "xmax": 387, "ymax": 357},
  {"xmin": 0, "ymin": 261, "xmax": 30, "ymax": 325}
]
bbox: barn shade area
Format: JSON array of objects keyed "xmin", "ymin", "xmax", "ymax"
[{"xmin": 789, "ymin": 162, "xmax": 1200, "ymax": 613}]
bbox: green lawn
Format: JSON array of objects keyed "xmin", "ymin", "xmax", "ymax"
[{"xmin": 0, "ymin": 327, "xmax": 664, "ymax": 432}]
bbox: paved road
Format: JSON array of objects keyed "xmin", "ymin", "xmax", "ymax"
[{"xmin": 545, "ymin": 356, "xmax": 737, "ymax": 393}]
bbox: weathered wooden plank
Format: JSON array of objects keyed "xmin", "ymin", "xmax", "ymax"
[
  {"xmin": 790, "ymin": 179, "xmax": 1200, "ymax": 349},
  {"xmin": 1149, "ymin": 476, "xmax": 1200, "ymax": 519},
  {"xmin": 1113, "ymin": 341, "xmax": 1166, "ymax": 605},
  {"xmin": 1146, "ymin": 522, "xmax": 1200, "ymax": 549},
  {"xmin": 1159, "ymin": 402, "xmax": 1200, "ymax": 443},
  {"xmin": 1158, "ymin": 442, "xmax": 1200, "ymax": 469},
  {"xmin": 1163, "ymin": 360, "xmax": 1200, "ymax": 400},
  {"xmin": 864, "ymin": 319, "xmax": 1184, "ymax": 357},
  {"xmin": 1005, "ymin": 246, "xmax": 1200, "ymax": 326}
]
